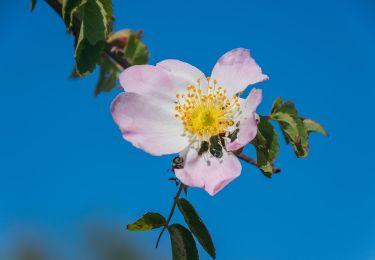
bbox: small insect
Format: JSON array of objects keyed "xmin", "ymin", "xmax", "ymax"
[
  {"xmin": 198, "ymin": 141, "xmax": 209, "ymax": 156},
  {"xmin": 209, "ymin": 135, "xmax": 223, "ymax": 159},
  {"xmin": 227, "ymin": 128, "xmax": 239, "ymax": 142},
  {"xmin": 172, "ymin": 156, "xmax": 184, "ymax": 170}
]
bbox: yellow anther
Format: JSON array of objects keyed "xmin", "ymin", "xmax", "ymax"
[{"xmin": 174, "ymin": 83, "xmax": 241, "ymax": 138}]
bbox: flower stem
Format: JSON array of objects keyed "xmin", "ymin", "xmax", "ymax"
[
  {"xmin": 155, "ymin": 183, "xmax": 185, "ymax": 248},
  {"xmin": 237, "ymin": 152, "xmax": 281, "ymax": 173}
]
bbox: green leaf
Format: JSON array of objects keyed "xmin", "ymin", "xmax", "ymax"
[
  {"xmin": 258, "ymin": 117, "xmax": 279, "ymax": 161},
  {"xmin": 30, "ymin": 0, "xmax": 37, "ymax": 12},
  {"xmin": 271, "ymin": 96, "xmax": 282, "ymax": 114},
  {"xmin": 256, "ymin": 148, "xmax": 273, "ymax": 177},
  {"xmin": 270, "ymin": 112, "xmax": 299, "ymax": 142},
  {"xmin": 293, "ymin": 117, "xmax": 309, "ymax": 158},
  {"xmin": 97, "ymin": 0, "xmax": 113, "ymax": 21},
  {"xmin": 251, "ymin": 117, "xmax": 280, "ymax": 178},
  {"xmin": 62, "ymin": 0, "xmax": 83, "ymax": 29},
  {"xmin": 126, "ymin": 213, "xmax": 166, "ymax": 231},
  {"xmin": 168, "ymin": 224, "xmax": 199, "ymax": 260},
  {"xmin": 303, "ymin": 118, "xmax": 328, "ymax": 136},
  {"xmin": 82, "ymin": 0, "xmax": 107, "ymax": 46},
  {"xmin": 277, "ymin": 100, "xmax": 298, "ymax": 116},
  {"xmin": 123, "ymin": 33, "xmax": 149, "ymax": 65},
  {"xmin": 177, "ymin": 199, "xmax": 215, "ymax": 259},
  {"xmin": 75, "ymin": 30, "xmax": 104, "ymax": 75},
  {"xmin": 94, "ymin": 57, "xmax": 118, "ymax": 95},
  {"xmin": 74, "ymin": 0, "xmax": 107, "ymax": 75}
]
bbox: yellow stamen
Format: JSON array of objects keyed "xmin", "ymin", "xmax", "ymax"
[{"xmin": 174, "ymin": 77, "xmax": 240, "ymax": 139}]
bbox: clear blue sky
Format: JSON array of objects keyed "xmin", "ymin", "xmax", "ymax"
[{"xmin": 0, "ymin": 0, "xmax": 374, "ymax": 259}]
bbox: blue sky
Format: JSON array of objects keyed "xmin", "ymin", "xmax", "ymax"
[{"xmin": 0, "ymin": 0, "xmax": 374, "ymax": 259}]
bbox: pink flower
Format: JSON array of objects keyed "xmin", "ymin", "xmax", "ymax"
[{"xmin": 111, "ymin": 48, "xmax": 268, "ymax": 195}]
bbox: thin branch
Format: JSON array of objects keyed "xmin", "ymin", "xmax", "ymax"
[
  {"xmin": 44, "ymin": 0, "xmax": 131, "ymax": 70},
  {"xmin": 236, "ymin": 152, "xmax": 281, "ymax": 174},
  {"xmin": 155, "ymin": 183, "xmax": 185, "ymax": 248},
  {"xmin": 236, "ymin": 152, "xmax": 258, "ymax": 166}
]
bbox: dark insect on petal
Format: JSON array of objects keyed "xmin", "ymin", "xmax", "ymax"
[
  {"xmin": 228, "ymin": 128, "xmax": 240, "ymax": 142},
  {"xmin": 209, "ymin": 136, "xmax": 223, "ymax": 158},
  {"xmin": 198, "ymin": 141, "xmax": 209, "ymax": 156},
  {"xmin": 172, "ymin": 156, "xmax": 184, "ymax": 170}
]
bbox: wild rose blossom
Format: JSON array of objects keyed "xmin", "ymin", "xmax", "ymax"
[{"xmin": 111, "ymin": 48, "xmax": 268, "ymax": 195}]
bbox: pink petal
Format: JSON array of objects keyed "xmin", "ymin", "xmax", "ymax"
[
  {"xmin": 111, "ymin": 93, "xmax": 189, "ymax": 156},
  {"xmin": 157, "ymin": 59, "xmax": 208, "ymax": 88},
  {"xmin": 175, "ymin": 149, "xmax": 242, "ymax": 196},
  {"xmin": 211, "ymin": 48, "xmax": 268, "ymax": 95},
  {"xmin": 226, "ymin": 88, "xmax": 262, "ymax": 151},
  {"xmin": 119, "ymin": 65, "xmax": 180, "ymax": 102}
]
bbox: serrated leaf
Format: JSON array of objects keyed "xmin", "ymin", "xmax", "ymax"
[
  {"xmin": 75, "ymin": 27, "xmax": 104, "ymax": 75},
  {"xmin": 74, "ymin": 0, "xmax": 107, "ymax": 76},
  {"xmin": 256, "ymin": 148, "xmax": 273, "ymax": 178},
  {"xmin": 177, "ymin": 199, "xmax": 215, "ymax": 259},
  {"xmin": 258, "ymin": 117, "xmax": 279, "ymax": 160},
  {"xmin": 168, "ymin": 224, "xmax": 199, "ymax": 260},
  {"xmin": 252, "ymin": 118, "xmax": 279, "ymax": 178},
  {"xmin": 94, "ymin": 57, "xmax": 118, "ymax": 95},
  {"xmin": 97, "ymin": 0, "xmax": 113, "ymax": 20},
  {"xmin": 62, "ymin": 0, "xmax": 83, "ymax": 29},
  {"xmin": 82, "ymin": 0, "xmax": 107, "ymax": 46},
  {"xmin": 277, "ymin": 101, "xmax": 298, "ymax": 116},
  {"xmin": 123, "ymin": 33, "xmax": 149, "ymax": 65},
  {"xmin": 271, "ymin": 96, "xmax": 282, "ymax": 114},
  {"xmin": 126, "ymin": 213, "xmax": 166, "ymax": 231},
  {"xmin": 270, "ymin": 112, "xmax": 299, "ymax": 142},
  {"xmin": 293, "ymin": 117, "xmax": 309, "ymax": 158},
  {"xmin": 303, "ymin": 118, "xmax": 328, "ymax": 136},
  {"xmin": 30, "ymin": 0, "xmax": 37, "ymax": 12}
]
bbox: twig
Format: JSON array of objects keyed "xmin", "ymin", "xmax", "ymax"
[
  {"xmin": 44, "ymin": 0, "xmax": 131, "ymax": 70},
  {"xmin": 236, "ymin": 152, "xmax": 281, "ymax": 174},
  {"xmin": 155, "ymin": 183, "xmax": 185, "ymax": 248}
]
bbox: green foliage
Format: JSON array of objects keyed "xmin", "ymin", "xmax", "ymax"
[
  {"xmin": 303, "ymin": 118, "xmax": 328, "ymax": 136},
  {"xmin": 62, "ymin": 0, "xmax": 83, "ymax": 28},
  {"xmin": 73, "ymin": 0, "xmax": 108, "ymax": 75},
  {"xmin": 271, "ymin": 96, "xmax": 282, "ymax": 114},
  {"xmin": 252, "ymin": 117, "xmax": 280, "ymax": 177},
  {"xmin": 270, "ymin": 112, "xmax": 299, "ymax": 142},
  {"xmin": 94, "ymin": 57, "xmax": 118, "ymax": 95},
  {"xmin": 270, "ymin": 97, "xmax": 327, "ymax": 158},
  {"xmin": 178, "ymin": 198, "xmax": 216, "ymax": 259},
  {"xmin": 126, "ymin": 213, "xmax": 166, "ymax": 231},
  {"xmin": 30, "ymin": 0, "xmax": 37, "ymax": 12},
  {"xmin": 82, "ymin": 0, "xmax": 107, "ymax": 45},
  {"xmin": 75, "ymin": 30, "xmax": 105, "ymax": 75},
  {"xmin": 123, "ymin": 33, "xmax": 149, "ymax": 65},
  {"xmin": 97, "ymin": 0, "xmax": 113, "ymax": 21},
  {"xmin": 168, "ymin": 224, "xmax": 199, "ymax": 260}
]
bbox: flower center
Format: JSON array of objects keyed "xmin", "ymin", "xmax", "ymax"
[{"xmin": 175, "ymin": 78, "xmax": 240, "ymax": 140}]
